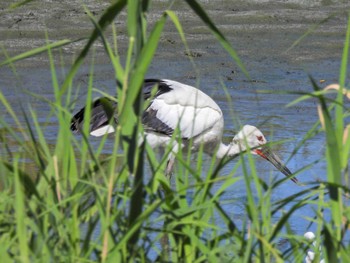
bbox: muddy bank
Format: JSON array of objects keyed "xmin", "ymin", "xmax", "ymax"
[{"xmin": 0, "ymin": 1, "xmax": 349, "ymax": 67}]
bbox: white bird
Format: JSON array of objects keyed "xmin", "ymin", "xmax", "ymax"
[{"xmin": 71, "ymin": 79, "xmax": 297, "ymax": 183}]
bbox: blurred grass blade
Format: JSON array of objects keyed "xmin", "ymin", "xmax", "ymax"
[
  {"xmin": 9, "ymin": 0, "xmax": 35, "ymax": 9},
  {"xmin": 118, "ymin": 13, "xmax": 167, "ymax": 126},
  {"xmin": 165, "ymin": 10, "xmax": 199, "ymax": 74},
  {"xmin": 286, "ymin": 14, "xmax": 334, "ymax": 52},
  {"xmin": 336, "ymin": 13, "xmax": 350, "ymax": 145},
  {"xmin": 108, "ymin": 200, "xmax": 162, "ymax": 259},
  {"xmin": 83, "ymin": 7, "xmax": 125, "ymax": 81},
  {"xmin": 14, "ymin": 157, "xmax": 30, "ymax": 263},
  {"xmin": 310, "ymin": 77, "xmax": 343, "ymax": 248},
  {"xmin": 323, "ymin": 224, "xmax": 337, "ymax": 262},
  {"xmin": 60, "ymin": 0, "xmax": 127, "ymax": 97},
  {"xmin": 0, "ymin": 39, "xmax": 75, "ymax": 67},
  {"xmin": 184, "ymin": 0, "xmax": 249, "ymax": 77},
  {"xmin": 127, "ymin": 142, "xmax": 145, "ymax": 249},
  {"xmin": 3, "ymin": 161, "xmax": 40, "ymax": 199},
  {"xmin": 310, "ymin": 77, "xmax": 341, "ymax": 184}
]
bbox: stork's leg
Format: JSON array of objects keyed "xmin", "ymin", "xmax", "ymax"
[
  {"xmin": 165, "ymin": 155, "xmax": 175, "ymax": 179},
  {"xmin": 165, "ymin": 143, "xmax": 180, "ymax": 179},
  {"xmin": 161, "ymin": 154, "xmax": 176, "ymax": 259}
]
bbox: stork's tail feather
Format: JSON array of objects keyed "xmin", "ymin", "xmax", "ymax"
[{"xmin": 70, "ymin": 97, "xmax": 118, "ymax": 137}]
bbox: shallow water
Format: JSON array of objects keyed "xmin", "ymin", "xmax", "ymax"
[{"xmin": 1, "ymin": 0, "xmax": 350, "ymax": 256}]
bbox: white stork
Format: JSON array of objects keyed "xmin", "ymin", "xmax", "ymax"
[{"xmin": 71, "ymin": 79, "xmax": 297, "ymax": 183}]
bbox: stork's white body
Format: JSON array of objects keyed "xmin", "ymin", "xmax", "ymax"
[{"xmin": 143, "ymin": 79, "xmax": 224, "ymax": 157}]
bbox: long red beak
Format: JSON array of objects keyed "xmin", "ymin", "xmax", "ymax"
[{"xmin": 253, "ymin": 147, "xmax": 298, "ymax": 183}]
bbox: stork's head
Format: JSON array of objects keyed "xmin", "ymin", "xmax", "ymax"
[
  {"xmin": 234, "ymin": 125, "xmax": 298, "ymax": 183},
  {"xmin": 234, "ymin": 125, "xmax": 267, "ymax": 149}
]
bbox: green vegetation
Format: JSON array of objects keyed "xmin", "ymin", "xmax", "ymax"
[{"xmin": 0, "ymin": 1, "xmax": 349, "ymax": 262}]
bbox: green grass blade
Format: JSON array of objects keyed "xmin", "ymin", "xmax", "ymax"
[
  {"xmin": 166, "ymin": 10, "xmax": 199, "ymax": 74},
  {"xmin": 83, "ymin": 7, "xmax": 125, "ymax": 81},
  {"xmin": 184, "ymin": 0, "xmax": 249, "ymax": 77},
  {"xmin": 0, "ymin": 39, "xmax": 75, "ymax": 67},
  {"xmin": 285, "ymin": 14, "xmax": 334, "ymax": 52},
  {"xmin": 127, "ymin": 142, "xmax": 146, "ymax": 250},
  {"xmin": 310, "ymin": 77, "xmax": 341, "ymax": 184},
  {"xmin": 107, "ymin": 200, "xmax": 162, "ymax": 259},
  {"xmin": 59, "ymin": 0, "xmax": 127, "ymax": 97},
  {"xmin": 118, "ymin": 13, "xmax": 167, "ymax": 127},
  {"xmin": 14, "ymin": 157, "xmax": 30, "ymax": 263},
  {"xmin": 336, "ymin": 13, "xmax": 350, "ymax": 152},
  {"xmin": 8, "ymin": 0, "xmax": 35, "ymax": 9}
]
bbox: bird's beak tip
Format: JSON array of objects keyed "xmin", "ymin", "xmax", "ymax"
[
  {"xmin": 254, "ymin": 147, "xmax": 298, "ymax": 184},
  {"xmin": 291, "ymin": 176, "xmax": 299, "ymax": 184}
]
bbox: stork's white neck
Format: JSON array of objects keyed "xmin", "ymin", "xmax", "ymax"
[{"xmin": 216, "ymin": 141, "xmax": 247, "ymax": 159}]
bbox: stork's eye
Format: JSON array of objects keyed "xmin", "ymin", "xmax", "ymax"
[{"xmin": 256, "ymin": 135, "xmax": 264, "ymax": 142}]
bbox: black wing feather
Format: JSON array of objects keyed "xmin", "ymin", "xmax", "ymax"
[
  {"xmin": 70, "ymin": 98, "xmax": 117, "ymax": 133},
  {"xmin": 143, "ymin": 79, "xmax": 173, "ymax": 100},
  {"xmin": 141, "ymin": 79, "xmax": 175, "ymax": 136},
  {"xmin": 142, "ymin": 108, "xmax": 174, "ymax": 136}
]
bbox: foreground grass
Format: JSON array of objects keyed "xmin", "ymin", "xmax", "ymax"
[{"xmin": 0, "ymin": 1, "xmax": 349, "ymax": 262}]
